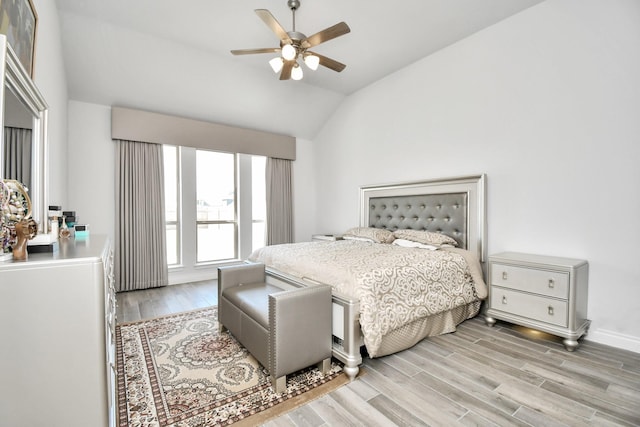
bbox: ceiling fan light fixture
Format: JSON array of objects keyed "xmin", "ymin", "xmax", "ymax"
[
  {"xmin": 231, "ymin": 0, "xmax": 350, "ymax": 81},
  {"xmin": 291, "ymin": 63, "xmax": 303, "ymax": 80},
  {"xmin": 269, "ymin": 57, "xmax": 284, "ymax": 73},
  {"xmin": 303, "ymin": 53, "xmax": 319, "ymax": 71},
  {"xmin": 281, "ymin": 43, "xmax": 297, "ymax": 61}
]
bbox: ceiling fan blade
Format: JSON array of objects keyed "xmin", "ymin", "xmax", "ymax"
[
  {"xmin": 230, "ymin": 48, "xmax": 280, "ymax": 55},
  {"xmin": 280, "ymin": 61, "xmax": 294, "ymax": 80},
  {"xmin": 255, "ymin": 9, "xmax": 292, "ymax": 44},
  {"xmin": 309, "ymin": 52, "xmax": 346, "ymax": 72},
  {"xmin": 302, "ymin": 22, "xmax": 350, "ymax": 48}
]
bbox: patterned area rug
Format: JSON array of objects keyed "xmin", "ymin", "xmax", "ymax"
[{"xmin": 116, "ymin": 307, "xmax": 346, "ymax": 427}]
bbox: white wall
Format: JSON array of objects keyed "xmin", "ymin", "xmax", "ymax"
[
  {"xmin": 66, "ymin": 102, "xmax": 115, "ymax": 240},
  {"xmin": 308, "ymin": 0, "xmax": 640, "ymax": 352},
  {"xmin": 292, "ymin": 137, "xmax": 317, "ymax": 242}
]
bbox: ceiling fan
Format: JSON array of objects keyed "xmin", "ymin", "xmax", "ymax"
[{"xmin": 231, "ymin": 0, "xmax": 350, "ymax": 81}]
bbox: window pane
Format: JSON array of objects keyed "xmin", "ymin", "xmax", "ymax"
[
  {"xmin": 251, "ymin": 156, "xmax": 266, "ymax": 252},
  {"xmin": 166, "ymin": 224, "xmax": 177, "ymax": 265},
  {"xmin": 163, "ymin": 145, "xmax": 179, "ymax": 265},
  {"xmin": 196, "ymin": 151, "xmax": 235, "ymax": 221},
  {"xmin": 197, "ymin": 223, "xmax": 235, "ymax": 262},
  {"xmin": 251, "ymin": 156, "xmax": 266, "ymax": 221},
  {"xmin": 163, "ymin": 145, "xmax": 178, "ymax": 222}
]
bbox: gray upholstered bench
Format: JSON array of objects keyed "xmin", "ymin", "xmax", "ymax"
[{"xmin": 218, "ymin": 263, "xmax": 332, "ymax": 393}]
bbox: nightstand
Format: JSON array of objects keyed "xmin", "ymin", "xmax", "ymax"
[
  {"xmin": 311, "ymin": 234, "xmax": 343, "ymax": 242},
  {"xmin": 485, "ymin": 252, "xmax": 590, "ymax": 351}
]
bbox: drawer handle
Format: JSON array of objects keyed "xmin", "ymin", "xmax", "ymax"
[
  {"xmin": 502, "ymin": 271, "xmax": 508, "ymax": 280},
  {"xmin": 502, "ymin": 295, "xmax": 507, "ymax": 305},
  {"xmin": 548, "ymin": 279, "xmax": 555, "ymax": 288},
  {"xmin": 548, "ymin": 306, "xmax": 554, "ymax": 315}
]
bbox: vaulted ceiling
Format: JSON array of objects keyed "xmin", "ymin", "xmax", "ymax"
[{"xmin": 55, "ymin": 0, "xmax": 544, "ymax": 139}]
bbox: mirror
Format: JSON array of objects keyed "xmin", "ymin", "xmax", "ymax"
[{"xmin": 0, "ymin": 35, "xmax": 48, "ymax": 233}]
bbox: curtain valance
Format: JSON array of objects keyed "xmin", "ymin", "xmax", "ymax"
[{"xmin": 111, "ymin": 107, "xmax": 296, "ymax": 160}]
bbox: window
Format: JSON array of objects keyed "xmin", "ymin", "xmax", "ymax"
[
  {"xmin": 251, "ymin": 156, "xmax": 266, "ymax": 252},
  {"xmin": 195, "ymin": 150, "xmax": 236, "ymax": 262},
  {"xmin": 163, "ymin": 145, "xmax": 179, "ymax": 265},
  {"xmin": 163, "ymin": 146, "xmax": 266, "ymax": 271}
]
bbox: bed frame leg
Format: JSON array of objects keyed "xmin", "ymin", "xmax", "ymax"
[{"xmin": 343, "ymin": 364, "xmax": 359, "ymax": 381}]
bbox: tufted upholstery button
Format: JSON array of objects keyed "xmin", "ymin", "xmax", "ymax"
[
  {"xmin": 393, "ymin": 205, "xmax": 398, "ymax": 210},
  {"xmin": 420, "ymin": 204, "xmax": 425, "ymax": 209}
]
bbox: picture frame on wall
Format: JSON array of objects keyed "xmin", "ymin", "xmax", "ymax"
[{"xmin": 0, "ymin": 0, "xmax": 37, "ymax": 78}]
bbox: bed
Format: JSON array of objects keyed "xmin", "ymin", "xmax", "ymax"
[{"xmin": 248, "ymin": 175, "xmax": 487, "ymax": 380}]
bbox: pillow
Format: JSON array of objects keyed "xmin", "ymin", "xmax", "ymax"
[
  {"xmin": 392, "ymin": 229, "xmax": 458, "ymax": 247},
  {"xmin": 342, "ymin": 235, "xmax": 376, "ymax": 243},
  {"xmin": 392, "ymin": 239, "xmax": 439, "ymax": 251},
  {"xmin": 343, "ymin": 227, "xmax": 395, "ymax": 244}
]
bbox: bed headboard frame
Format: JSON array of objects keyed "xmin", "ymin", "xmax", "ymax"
[{"xmin": 360, "ymin": 174, "xmax": 487, "ymax": 262}]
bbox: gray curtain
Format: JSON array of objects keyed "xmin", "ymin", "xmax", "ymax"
[
  {"xmin": 114, "ymin": 139, "xmax": 169, "ymax": 292},
  {"xmin": 266, "ymin": 157, "xmax": 293, "ymax": 245},
  {"xmin": 3, "ymin": 127, "xmax": 31, "ymax": 190}
]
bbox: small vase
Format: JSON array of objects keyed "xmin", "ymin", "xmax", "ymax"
[
  {"xmin": 12, "ymin": 221, "xmax": 29, "ymax": 261},
  {"xmin": 59, "ymin": 216, "xmax": 71, "ymax": 239}
]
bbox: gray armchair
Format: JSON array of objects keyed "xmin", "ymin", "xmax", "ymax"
[{"xmin": 218, "ymin": 263, "xmax": 332, "ymax": 393}]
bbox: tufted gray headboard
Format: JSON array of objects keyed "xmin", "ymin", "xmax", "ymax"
[
  {"xmin": 367, "ymin": 193, "xmax": 468, "ymax": 249},
  {"xmin": 360, "ymin": 175, "xmax": 486, "ymax": 261}
]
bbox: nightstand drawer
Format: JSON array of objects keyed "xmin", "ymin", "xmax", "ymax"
[
  {"xmin": 491, "ymin": 263, "xmax": 569, "ymax": 299},
  {"xmin": 490, "ymin": 287, "xmax": 568, "ymax": 327}
]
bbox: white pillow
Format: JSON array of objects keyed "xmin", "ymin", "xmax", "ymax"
[
  {"xmin": 392, "ymin": 238, "xmax": 440, "ymax": 250},
  {"xmin": 342, "ymin": 235, "xmax": 375, "ymax": 243},
  {"xmin": 392, "ymin": 229, "xmax": 458, "ymax": 246}
]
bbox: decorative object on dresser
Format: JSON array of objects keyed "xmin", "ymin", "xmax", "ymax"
[
  {"xmin": 0, "ymin": 179, "xmax": 36, "ymax": 260},
  {"xmin": 485, "ymin": 252, "xmax": 590, "ymax": 351},
  {"xmin": 0, "ymin": 235, "xmax": 116, "ymax": 426}
]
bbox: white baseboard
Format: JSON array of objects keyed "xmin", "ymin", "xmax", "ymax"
[
  {"xmin": 168, "ymin": 261, "xmax": 243, "ymax": 286},
  {"xmin": 585, "ymin": 328, "xmax": 640, "ymax": 354},
  {"xmin": 168, "ymin": 270, "xmax": 217, "ymax": 286}
]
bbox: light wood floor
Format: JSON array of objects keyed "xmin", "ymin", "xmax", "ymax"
[{"xmin": 117, "ymin": 281, "xmax": 640, "ymax": 426}]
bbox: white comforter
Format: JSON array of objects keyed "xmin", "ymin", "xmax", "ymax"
[{"xmin": 249, "ymin": 240, "xmax": 487, "ymax": 357}]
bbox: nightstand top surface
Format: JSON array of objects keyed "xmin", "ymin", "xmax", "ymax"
[{"xmin": 490, "ymin": 251, "xmax": 588, "ymax": 268}]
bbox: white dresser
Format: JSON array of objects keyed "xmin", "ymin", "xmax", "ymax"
[
  {"xmin": 485, "ymin": 252, "xmax": 590, "ymax": 351},
  {"xmin": 0, "ymin": 235, "xmax": 116, "ymax": 426}
]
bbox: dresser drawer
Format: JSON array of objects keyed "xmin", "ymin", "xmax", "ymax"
[
  {"xmin": 491, "ymin": 263, "xmax": 569, "ymax": 299},
  {"xmin": 490, "ymin": 287, "xmax": 568, "ymax": 327}
]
